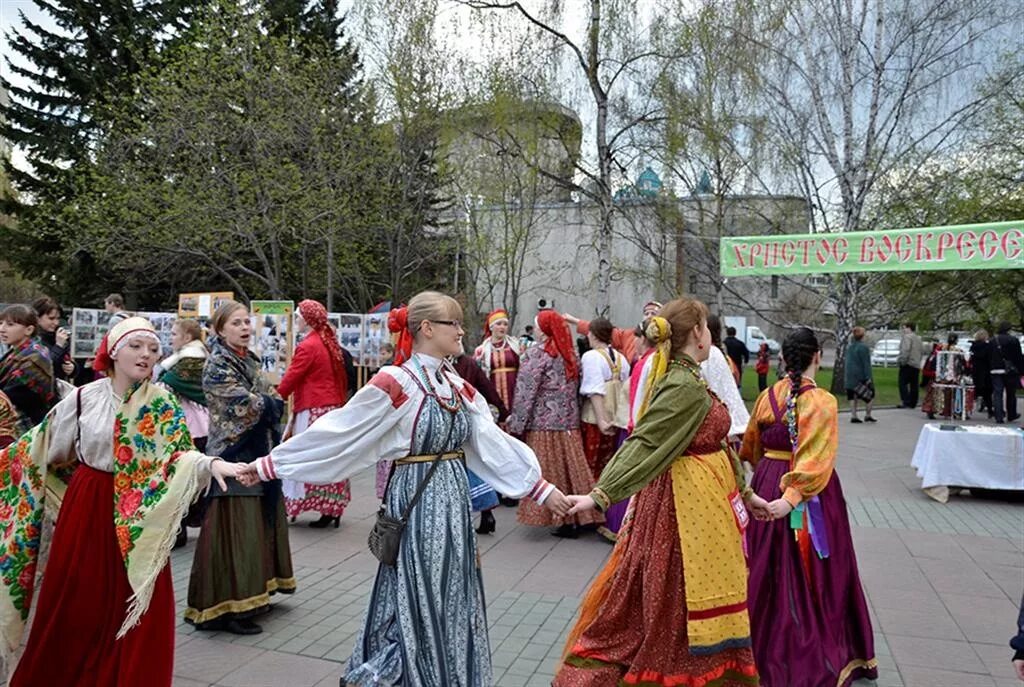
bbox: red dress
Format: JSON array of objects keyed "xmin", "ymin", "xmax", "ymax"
[{"xmin": 11, "ymin": 466, "xmax": 176, "ymax": 686}]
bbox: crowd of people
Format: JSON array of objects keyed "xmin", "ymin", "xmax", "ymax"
[
  {"xmin": 891, "ymin": 321, "xmax": 1023, "ymax": 423},
  {"xmin": 0, "ymin": 286, "xmax": 895, "ymax": 687}
]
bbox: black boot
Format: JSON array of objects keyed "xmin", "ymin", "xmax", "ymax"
[
  {"xmin": 552, "ymin": 524, "xmax": 579, "ymax": 539},
  {"xmin": 309, "ymin": 514, "xmax": 340, "ymax": 529},
  {"xmin": 173, "ymin": 526, "xmax": 187, "ymax": 549},
  {"xmin": 476, "ymin": 510, "xmax": 496, "ymax": 535}
]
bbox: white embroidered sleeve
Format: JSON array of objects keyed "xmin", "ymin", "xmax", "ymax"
[
  {"xmin": 579, "ymin": 350, "xmax": 608, "ymax": 397},
  {"xmin": 260, "ymin": 372, "xmax": 410, "ymax": 484}
]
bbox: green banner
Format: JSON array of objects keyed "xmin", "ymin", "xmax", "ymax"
[{"xmin": 719, "ymin": 220, "xmax": 1024, "ymax": 276}]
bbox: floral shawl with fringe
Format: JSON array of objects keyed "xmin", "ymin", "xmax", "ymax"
[{"xmin": 0, "ymin": 380, "xmax": 208, "ymax": 676}]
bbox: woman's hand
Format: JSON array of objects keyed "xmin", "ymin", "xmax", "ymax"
[
  {"xmin": 210, "ymin": 460, "xmax": 243, "ymax": 490},
  {"xmin": 236, "ymin": 461, "xmax": 261, "ymax": 487},
  {"xmin": 766, "ymin": 498, "xmax": 795, "ymax": 520},
  {"xmin": 597, "ymin": 418, "xmax": 616, "ymax": 436},
  {"xmin": 745, "ymin": 493, "xmax": 771, "ymax": 521},
  {"xmin": 566, "ymin": 494, "xmax": 598, "ymax": 516},
  {"xmin": 61, "ymin": 359, "xmax": 76, "ymax": 377},
  {"xmin": 56, "ymin": 327, "xmax": 70, "ymax": 347},
  {"xmin": 544, "ymin": 488, "xmax": 571, "ymax": 517},
  {"xmin": 562, "ymin": 313, "xmax": 580, "ymax": 326}
]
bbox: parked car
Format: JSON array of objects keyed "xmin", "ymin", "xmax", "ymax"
[{"xmin": 871, "ymin": 339, "xmax": 901, "ymax": 367}]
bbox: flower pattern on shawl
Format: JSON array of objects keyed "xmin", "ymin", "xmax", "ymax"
[
  {"xmin": 203, "ymin": 337, "xmax": 278, "ymax": 457},
  {"xmin": 0, "ymin": 420, "xmax": 48, "ymax": 618},
  {"xmin": 112, "ymin": 390, "xmax": 193, "ymax": 561}
]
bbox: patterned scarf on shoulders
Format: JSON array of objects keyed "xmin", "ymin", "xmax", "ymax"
[{"xmin": 0, "ymin": 380, "xmax": 208, "ymax": 674}]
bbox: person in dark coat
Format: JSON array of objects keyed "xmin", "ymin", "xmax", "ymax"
[
  {"xmin": 723, "ymin": 326, "xmax": 750, "ymax": 389},
  {"xmin": 845, "ymin": 326, "xmax": 875, "ymax": 423},
  {"xmin": 990, "ymin": 321, "xmax": 1023, "ymax": 424},
  {"xmin": 969, "ymin": 330, "xmax": 993, "ymax": 418}
]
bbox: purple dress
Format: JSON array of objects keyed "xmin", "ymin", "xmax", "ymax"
[{"xmin": 745, "ymin": 386, "xmax": 878, "ymax": 687}]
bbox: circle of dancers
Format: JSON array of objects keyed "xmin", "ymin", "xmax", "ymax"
[{"xmin": 0, "ymin": 291, "xmax": 878, "ymax": 687}]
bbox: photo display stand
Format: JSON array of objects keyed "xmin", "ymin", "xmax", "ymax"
[{"xmin": 250, "ymin": 300, "xmax": 295, "ymax": 385}]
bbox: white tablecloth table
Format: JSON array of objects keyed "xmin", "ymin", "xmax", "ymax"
[{"xmin": 911, "ymin": 423, "xmax": 1024, "ymax": 502}]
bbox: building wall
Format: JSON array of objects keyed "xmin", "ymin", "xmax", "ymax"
[{"xmin": 464, "ymin": 194, "xmax": 819, "ymax": 339}]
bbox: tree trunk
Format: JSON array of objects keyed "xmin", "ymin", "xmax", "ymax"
[
  {"xmin": 326, "ymin": 235, "xmax": 334, "ymax": 312},
  {"xmin": 590, "ymin": 0, "xmax": 612, "ymax": 317}
]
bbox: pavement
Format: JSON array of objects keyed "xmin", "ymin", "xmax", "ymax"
[{"xmin": 170, "ymin": 407, "xmax": 1024, "ymax": 687}]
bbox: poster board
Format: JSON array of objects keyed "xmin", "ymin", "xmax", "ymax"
[
  {"xmin": 178, "ymin": 292, "xmax": 235, "ymax": 319},
  {"xmin": 363, "ymin": 313, "xmax": 386, "ymax": 369},
  {"xmin": 250, "ymin": 300, "xmax": 294, "ymax": 384},
  {"xmin": 336, "ymin": 314, "xmax": 365, "ymax": 367},
  {"xmin": 70, "ymin": 308, "xmax": 177, "ymax": 358}
]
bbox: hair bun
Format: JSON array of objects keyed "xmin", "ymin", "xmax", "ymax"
[{"xmin": 645, "ymin": 316, "xmax": 672, "ymax": 345}]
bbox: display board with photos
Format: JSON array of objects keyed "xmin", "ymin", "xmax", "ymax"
[
  {"xmin": 250, "ymin": 301, "xmax": 295, "ymax": 385},
  {"xmin": 178, "ymin": 292, "xmax": 235, "ymax": 320},
  {"xmin": 70, "ymin": 309, "xmax": 177, "ymax": 359}
]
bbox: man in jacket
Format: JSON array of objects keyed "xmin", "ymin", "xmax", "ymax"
[
  {"xmin": 990, "ymin": 321, "xmax": 1023, "ymax": 424},
  {"xmin": 897, "ymin": 322, "xmax": 924, "ymax": 408},
  {"xmin": 723, "ymin": 327, "xmax": 750, "ymax": 389}
]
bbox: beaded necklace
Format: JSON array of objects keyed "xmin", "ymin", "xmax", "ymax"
[
  {"xmin": 411, "ymin": 356, "xmax": 462, "ymax": 414},
  {"xmin": 669, "ymin": 356, "xmax": 723, "ymax": 404}
]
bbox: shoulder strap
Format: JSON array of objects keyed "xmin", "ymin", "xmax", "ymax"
[
  {"xmin": 767, "ymin": 386, "xmax": 784, "ymax": 423},
  {"xmin": 397, "ymin": 415, "xmax": 457, "ymax": 524},
  {"xmin": 75, "ymin": 386, "xmax": 84, "ymax": 460}
]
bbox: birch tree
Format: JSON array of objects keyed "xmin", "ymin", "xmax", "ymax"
[
  {"xmin": 453, "ymin": 0, "xmax": 679, "ymax": 315},
  {"xmin": 755, "ymin": 0, "xmax": 1019, "ymax": 391}
]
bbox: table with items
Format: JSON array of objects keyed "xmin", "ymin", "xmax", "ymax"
[{"xmin": 911, "ymin": 423, "xmax": 1024, "ymax": 502}]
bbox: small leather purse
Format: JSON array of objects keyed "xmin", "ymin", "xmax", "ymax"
[{"xmin": 368, "ymin": 419, "xmax": 455, "ymax": 566}]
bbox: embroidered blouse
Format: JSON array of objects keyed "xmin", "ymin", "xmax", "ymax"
[
  {"xmin": 506, "ymin": 346, "xmax": 581, "ymax": 435},
  {"xmin": 701, "ymin": 345, "xmax": 750, "ymax": 436},
  {"xmin": 739, "ymin": 379, "xmax": 839, "ymax": 506},
  {"xmin": 40, "ymin": 378, "xmax": 215, "ymax": 476},
  {"xmin": 579, "ymin": 347, "xmax": 630, "ymax": 397},
  {"xmin": 256, "ymin": 353, "xmax": 552, "ymax": 502}
]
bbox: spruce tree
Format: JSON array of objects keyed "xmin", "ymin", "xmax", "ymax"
[{"xmin": 0, "ymin": 0, "xmax": 203, "ymax": 296}]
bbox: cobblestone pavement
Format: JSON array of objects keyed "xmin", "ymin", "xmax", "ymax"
[{"xmin": 171, "ymin": 407, "xmax": 1023, "ymax": 687}]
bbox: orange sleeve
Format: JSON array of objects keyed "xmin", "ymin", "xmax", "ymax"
[
  {"xmin": 575, "ymin": 319, "xmax": 591, "ymax": 336},
  {"xmin": 780, "ymin": 389, "xmax": 839, "ymax": 506},
  {"xmin": 739, "ymin": 391, "xmax": 769, "ymax": 465},
  {"xmin": 613, "ymin": 328, "xmax": 636, "ymax": 362}
]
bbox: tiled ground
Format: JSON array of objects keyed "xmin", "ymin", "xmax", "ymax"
[{"xmin": 170, "ymin": 407, "xmax": 1024, "ymax": 687}]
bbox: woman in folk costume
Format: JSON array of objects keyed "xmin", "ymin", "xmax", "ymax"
[
  {"xmin": 159, "ymin": 319, "xmax": 210, "ymax": 451},
  {"xmin": 374, "ymin": 307, "xmax": 416, "ymax": 500},
  {"xmin": 508, "ymin": 310, "xmax": 602, "ymax": 538},
  {"xmin": 185, "ymin": 301, "xmax": 294, "ymax": 636},
  {"xmin": 740, "ymin": 327, "xmax": 876, "ymax": 687},
  {"xmin": 579, "ymin": 317, "xmax": 631, "ymax": 540},
  {"xmin": 0, "ymin": 391, "xmax": 16, "ymax": 450},
  {"xmin": 626, "ymin": 319, "xmax": 660, "ymax": 433},
  {"xmin": 474, "ymin": 308, "xmax": 521, "ymax": 413},
  {"xmin": 564, "ymin": 301, "xmax": 663, "ymax": 365},
  {"xmin": 555, "ymin": 299, "xmax": 767, "ymax": 687},
  {"xmin": 0, "ymin": 317, "xmax": 238, "ymax": 686},
  {"xmin": 0, "ymin": 305, "xmax": 56, "ymax": 436},
  {"xmin": 157, "ymin": 318, "xmax": 211, "ymax": 548},
  {"xmin": 238, "ymin": 291, "xmax": 570, "ymax": 687},
  {"xmin": 704, "ymin": 314, "xmax": 751, "ymax": 441},
  {"xmin": 452, "ymin": 341, "xmax": 505, "ymax": 535},
  {"xmin": 279, "ymin": 299, "xmax": 354, "ymax": 528}
]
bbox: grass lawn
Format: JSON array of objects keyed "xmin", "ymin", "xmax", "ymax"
[{"xmin": 739, "ymin": 365, "xmax": 903, "ymax": 411}]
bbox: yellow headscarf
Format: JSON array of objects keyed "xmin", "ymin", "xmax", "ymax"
[{"xmin": 636, "ymin": 316, "xmax": 673, "ymax": 420}]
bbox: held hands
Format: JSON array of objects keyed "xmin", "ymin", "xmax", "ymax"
[
  {"xmin": 236, "ymin": 462, "xmax": 261, "ymax": 487},
  {"xmin": 597, "ymin": 419, "xmax": 616, "ymax": 436},
  {"xmin": 544, "ymin": 488, "xmax": 571, "ymax": 517},
  {"xmin": 765, "ymin": 498, "xmax": 795, "ymax": 521},
  {"xmin": 210, "ymin": 460, "xmax": 244, "ymax": 491},
  {"xmin": 745, "ymin": 493, "xmax": 771, "ymax": 521},
  {"xmin": 566, "ymin": 494, "xmax": 598, "ymax": 516}
]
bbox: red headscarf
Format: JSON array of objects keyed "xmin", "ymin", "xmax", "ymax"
[
  {"xmin": 299, "ymin": 299, "xmax": 348, "ymax": 399},
  {"xmin": 388, "ymin": 306, "xmax": 413, "ymax": 365},
  {"xmin": 537, "ymin": 310, "xmax": 578, "ymax": 380},
  {"xmin": 483, "ymin": 308, "xmax": 510, "ymax": 337}
]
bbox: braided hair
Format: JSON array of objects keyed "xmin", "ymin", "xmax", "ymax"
[{"xmin": 781, "ymin": 327, "xmax": 820, "ymax": 448}]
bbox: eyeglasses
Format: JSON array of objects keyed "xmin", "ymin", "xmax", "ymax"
[{"xmin": 428, "ymin": 320, "xmax": 463, "ymax": 329}]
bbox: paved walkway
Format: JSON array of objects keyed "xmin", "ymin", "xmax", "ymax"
[{"xmin": 170, "ymin": 407, "xmax": 1023, "ymax": 687}]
